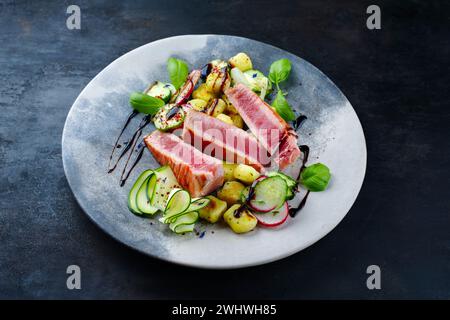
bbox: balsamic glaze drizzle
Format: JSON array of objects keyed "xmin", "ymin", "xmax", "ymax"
[
  {"xmin": 108, "ymin": 115, "xmax": 150, "ymax": 174},
  {"xmin": 288, "ymin": 144, "xmax": 311, "ymax": 217},
  {"xmin": 233, "ymin": 205, "xmax": 246, "ymax": 218},
  {"xmin": 107, "ymin": 111, "xmax": 151, "ymax": 186},
  {"xmin": 234, "ymin": 182, "xmax": 257, "ymax": 218},
  {"xmin": 289, "ymin": 191, "xmax": 310, "ymax": 217},
  {"xmin": 120, "ymin": 143, "xmax": 145, "ymax": 187},
  {"xmin": 118, "ymin": 115, "xmax": 151, "ymax": 186},
  {"xmin": 108, "ymin": 110, "xmax": 139, "ymax": 171},
  {"xmin": 200, "ymin": 63, "xmax": 212, "ymax": 79},
  {"xmin": 166, "ymin": 106, "xmax": 181, "ymax": 120},
  {"xmin": 293, "ymin": 114, "xmax": 307, "ymax": 131},
  {"xmin": 297, "ymin": 145, "xmax": 310, "ymax": 179}
]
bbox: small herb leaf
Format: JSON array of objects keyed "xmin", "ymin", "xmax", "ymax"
[
  {"xmin": 167, "ymin": 57, "xmax": 189, "ymax": 89},
  {"xmin": 300, "ymin": 163, "xmax": 331, "ymax": 192},
  {"xmin": 269, "ymin": 58, "xmax": 291, "ymax": 85},
  {"xmin": 129, "ymin": 92, "xmax": 165, "ymax": 115},
  {"xmin": 272, "ymin": 91, "xmax": 296, "ymax": 121}
]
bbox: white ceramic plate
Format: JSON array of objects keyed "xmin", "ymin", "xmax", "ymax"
[{"xmin": 62, "ymin": 35, "xmax": 366, "ymax": 269}]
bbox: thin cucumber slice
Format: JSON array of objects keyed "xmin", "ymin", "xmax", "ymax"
[
  {"xmin": 128, "ymin": 169, "xmax": 154, "ymax": 215},
  {"xmin": 165, "ymin": 83, "xmax": 177, "ymax": 96},
  {"xmin": 266, "ymin": 171, "xmax": 297, "ymax": 188},
  {"xmin": 152, "ymin": 166, "xmax": 182, "ymax": 210},
  {"xmin": 172, "ymin": 224, "xmax": 195, "ymax": 234},
  {"xmin": 146, "ymin": 173, "xmax": 157, "ymax": 203},
  {"xmin": 249, "ymin": 176, "xmax": 287, "ymax": 212},
  {"xmin": 186, "ymin": 198, "xmax": 210, "ymax": 212},
  {"xmin": 161, "ymin": 189, "xmax": 191, "ymax": 223},
  {"xmin": 136, "ymin": 174, "xmax": 159, "ymax": 215},
  {"xmin": 244, "ymin": 69, "xmax": 272, "ymax": 95},
  {"xmin": 153, "ymin": 103, "xmax": 186, "ymax": 131},
  {"xmin": 147, "ymin": 81, "xmax": 172, "ymax": 103},
  {"xmin": 285, "ymin": 188, "xmax": 295, "ymax": 200},
  {"xmin": 266, "ymin": 171, "xmax": 297, "ymax": 200},
  {"xmin": 169, "ymin": 211, "xmax": 199, "ymax": 234}
]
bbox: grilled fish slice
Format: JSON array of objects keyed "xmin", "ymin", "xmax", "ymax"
[
  {"xmin": 182, "ymin": 110, "xmax": 268, "ymax": 172},
  {"xmin": 225, "ymin": 84, "xmax": 301, "ymax": 169},
  {"xmin": 144, "ymin": 130, "xmax": 224, "ymax": 197}
]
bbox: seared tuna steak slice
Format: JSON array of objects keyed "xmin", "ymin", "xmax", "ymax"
[
  {"xmin": 182, "ymin": 110, "xmax": 268, "ymax": 172},
  {"xmin": 144, "ymin": 130, "xmax": 224, "ymax": 197},
  {"xmin": 225, "ymin": 84, "xmax": 301, "ymax": 169}
]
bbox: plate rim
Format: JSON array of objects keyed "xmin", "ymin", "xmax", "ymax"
[{"xmin": 62, "ymin": 34, "xmax": 367, "ymax": 269}]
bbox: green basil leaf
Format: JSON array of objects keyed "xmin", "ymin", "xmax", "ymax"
[
  {"xmin": 269, "ymin": 58, "xmax": 291, "ymax": 85},
  {"xmin": 129, "ymin": 92, "xmax": 165, "ymax": 115},
  {"xmin": 167, "ymin": 57, "xmax": 189, "ymax": 89},
  {"xmin": 272, "ymin": 91, "xmax": 296, "ymax": 121},
  {"xmin": 300, "ymin": 163, "xmax": 331, "ymax": 192}
]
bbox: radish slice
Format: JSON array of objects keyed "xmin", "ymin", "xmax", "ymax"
[
  {"xmin": 253, "ymin": 202, "xmax": 289, "ymax": 227},
  {"xmin": 173, "ymin": 79, "xmax": 194, "ymax": 105},
  {"xmin": 253, "ymin": 175, "xmax": 267, "ymax": 184}
]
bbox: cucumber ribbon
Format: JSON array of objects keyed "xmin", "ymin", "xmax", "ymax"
[
  {"xmin": 128, "ymin": 168, "xmax": 210, "ymax": 234},
  {"xmin": 159, "ymin": 188, "xmax": 210, "ymax": 234}
]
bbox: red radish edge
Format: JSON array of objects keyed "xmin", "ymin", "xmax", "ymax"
[
  {"xmin": 253, "ymin": 175, "xmax": 267, "ymax": 183},
  {"xmin": 248, "ymin": 201, "xmax": 276, "ymax": 213},
  {"xmin": 175, "ymin": 80, "xmax": 194, "ymax": 105},
  {"xmin": 253, "ymin": 202, "xmax": 289, "ymax": 227}
]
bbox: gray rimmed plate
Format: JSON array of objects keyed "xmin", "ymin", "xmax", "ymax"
[{"xmin": 62, "ymin": 35, "xmax": 366, "ymax": 269}]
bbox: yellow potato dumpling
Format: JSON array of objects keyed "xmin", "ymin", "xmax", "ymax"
[
  {"xmin": 210, "ymin": 59, "xmax": 228, "ymax": 69},
  {"xmin": 230, "ymin": 114, "xmax": 244, "ymax": 128},
  {"xmin": 222, "ymin": 94, "xmax": 238, "ymax": 114},
  {"xmin": 223, "ymin": 163, "xmax": 238, "ymax": 182},
  {"xmin": 206, "ymin": 98, "xmax": 227, "ymax": 117},
  {"xmin": 192, "ymin": 83, "xmax": 216, "ymax": 102},
  {"xmin": 216, "ymin": 113, "xmax": 234, "ymax": 126},
  {"xmin": 199, "ymin": 195, "xmax": 228, "ymax": 223},
  {"xmin": 206, "ymin": 69, "xmax": 230, "ymax": 94},
  {"xmin": 233, "ymin": 164, "xmax": 260, "ymax": 185},
  {"xmin": 223, "ymin": 204, "xmax": 258, "ymax": 234},
  {"xmin": 188, "ymin": 99, "xmax": 208, "ymax": 111},
  {"xmin": 228, "ymin": 53, "xmax": 253, "ymax": 72},
  {"xmin": 217, "ymin": 181, "xmax": 246, "ymax": 206}
]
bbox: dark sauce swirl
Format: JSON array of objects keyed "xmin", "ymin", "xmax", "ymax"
[
  {"xmin": 108, "ymin": 110, "xmax": 139, "ymax": 172},
  {"xmin": 297, "ymin": 145, "xmax": 310, "ymax": 179},
  {"xmin": 288, "ymin": 191, "xmax": 310, "ymax": 217},
  {"xmin": 120, "ymin": 143, "xmax": 145, "ymax": 187},
  {"xmin": 108, "ymin": 112, "xmax": 151, "ymax": 186},
  {"xmin": 293, "ymin": 114, "xmax": 307, "ymax": 131},
  {"xmin": 118, "ymin": 115, "xmax": 151, "ymax": 186},
  {"xmin": 288, "ymin": 144, "xmax": 311, "ymax": 217},
  {"xmin": 166, "ymin": 106, "xmax": 182, "ymax": 120}
]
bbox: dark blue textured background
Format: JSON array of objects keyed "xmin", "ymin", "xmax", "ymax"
[{"xmin": 0, "ymin": 0, "xmax": 449, "ymax": 299}]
